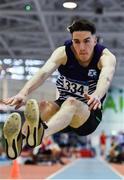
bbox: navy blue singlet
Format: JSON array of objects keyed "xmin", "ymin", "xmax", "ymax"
[{"xmin": 56, "ymin": 40, "xmax": 106, "ymax": 104}]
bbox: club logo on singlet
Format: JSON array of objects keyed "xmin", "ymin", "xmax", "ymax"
[{"xmin": 88, "ymin": 69, "xmax": 97, "ymax": 78}]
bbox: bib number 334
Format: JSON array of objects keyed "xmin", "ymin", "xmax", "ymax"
[{"xmin": 64, "ymin": 80, "xmax": 88, "ymax": 95}]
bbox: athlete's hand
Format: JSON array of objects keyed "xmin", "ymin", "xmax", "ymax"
[
  {"xmin": 84, "ymin": 93, "xmax": 101, "ymax": 111},
  {"xmin": 2, "ymin": 93, "xmax": 27, "ymax": 109}
]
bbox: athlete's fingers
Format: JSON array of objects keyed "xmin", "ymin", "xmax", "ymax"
[
  {"xmin": 84, "ymin": 93, "xmax": 97, "ymax": 108},
  {"xmin": 89, "ymin": 97, "xmax": 101, "ymax": 110},
  {"xmin": 89, "ymin": 100, "xmax": 98, "ymax": 110},
  {"xmin": 96, "ymin": 102, "xmax": 102, "ymax": 109},
  {"xmin": 84, "ymin": 93, "xmax": 101, "ymax": 110},
  {"xmin": 98, "ymin": 103, "xmax": 101, "ymax": 109},
  {"xmin": 15, "ymin": 101, "xmax": 25, "ymax": 109},
  {"xmin": 87, "ymin": 95, "xmax": 98, "ymax": 106},
  {"xmin": 89, "ymin": 99, "xmax": 101, "ymax": 110},
  {"xmin": 15, "ymin": 104, "xmax": 21, "ymax": 109},
  {"xmin": 83, "ymin": 93, "xmax": 90, "ymax": 100},
  {"xmin": 14, "ymin": 98, "xmax": 26, "ymax": 109},
  {"xmin": 4, "ymin": 96, "xmax": 20, "ymax": 105},
  {"xmin": 93, "ymin": 102, "xmax": 101, "ymax": 110},
  {"xmin": 3, "ymin": 97, "xmax": 14, "ymax": 105},
  {"xmin": 9, "ymin": 99, "xmax": 21, "ymax": 106},
  {"xmin": 84, "ymin": 93, "xmax": 94, "ymax": 105}
]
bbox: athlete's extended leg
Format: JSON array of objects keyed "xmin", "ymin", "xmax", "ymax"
[
  {"xmin": 3, "ymin": 99, "xmax": 59, "ymax": 159},
  {"xmin": 44, "ymin": 97, "xmax": 90, "ymax": 138},
  {"xmin": 22, "ymin": 97, "xmax": 86, "ymax": 145},
  {"xmin": 3, "ymin": 99, "xmax": 48, "ymax": 160},
  {"xmin": 3, "ymin": 97, "xmax": 90, "ymax": 159}
]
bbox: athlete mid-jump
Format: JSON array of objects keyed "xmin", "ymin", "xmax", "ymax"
[{"xmin": 3, "ymin": 19, "xmax": 116, "ymax": 159}]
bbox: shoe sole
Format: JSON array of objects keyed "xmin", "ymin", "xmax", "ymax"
[
  {"xmin": 3, "ymin": 113, "xmax": 22, "ymax": 159},
  {"xmin": 24, "ymin": 99, "xmax": 40, "ymax": 147}
]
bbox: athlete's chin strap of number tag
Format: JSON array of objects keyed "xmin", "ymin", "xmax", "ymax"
[{"xmin": 39, "ymin": 118, "xmax": 48, "ymax": 129}]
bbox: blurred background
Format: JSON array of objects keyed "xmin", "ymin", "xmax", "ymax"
[{"xmin": 0, "ymin": 0, "xmax": 124, "ymax": 179}]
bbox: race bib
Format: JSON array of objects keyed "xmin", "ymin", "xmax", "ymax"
[{"xmin": 64, "ymin": 78, "xmax": 89, "ymax": 96}]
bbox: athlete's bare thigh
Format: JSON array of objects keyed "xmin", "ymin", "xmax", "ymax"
[
  {"xmin": 61, "ymin": 98, "xmax": 90, "ymax": 128},
  {"xmin": 39, "ymin": 100, "xmax": 60, "ymax": 122},
  {"xmin": 39, "ymin": 98, "xmax": 90, "ymax": 128},
  {"xmin": 22, "ymin": 98, "xmax": 90, "ymax": 135}
]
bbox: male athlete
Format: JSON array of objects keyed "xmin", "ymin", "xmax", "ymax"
[{"xmin": 3, "ymin": 19, "xmax": 116, "ymax": 159}]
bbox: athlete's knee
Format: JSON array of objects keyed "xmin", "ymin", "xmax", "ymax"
[
  {"xmin": 39, "ymin": 100, "xmax": 60, "ymax": 122},
  {"xmin": 63, "ymin": 97, "xmax": 78, "ymax": 106}
]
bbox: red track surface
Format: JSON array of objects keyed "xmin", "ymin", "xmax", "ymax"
[
  {"xmin": 0, "ymin": 160, "xmax": 124, "ymax": 179},
  {"xmin": 111, "ymin": 163, "xmax": 124, "ymax": 176},
  {"xmin": 0, "ymin": 163, "xmax": 65, "ymax": 179}
]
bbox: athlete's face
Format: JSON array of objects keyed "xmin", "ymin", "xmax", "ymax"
[{"xmin": 72, "ymin": 31, "xmax": 97, "ymax": 63}]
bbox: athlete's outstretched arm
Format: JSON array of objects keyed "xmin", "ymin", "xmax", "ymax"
[
  {"xmin": 3, "ymin": 46, "xmax": 67, "ymax": 108},
  {"xmin": 94, "ymin": 48, "xmax": 116, "ymax": 98},
  {"xmin": 19, "ymin": 46, "xmax": 67, "ymax": 96},
  {"xmin": 84, "ymin": 48, "xmax": 116, "ymax": 110}
]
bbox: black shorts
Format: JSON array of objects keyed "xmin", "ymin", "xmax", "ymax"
[{"xmin": 55, "ymin": 99, "xmax": 102, "ymax": 136}]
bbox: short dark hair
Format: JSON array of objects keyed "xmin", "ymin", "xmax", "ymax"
[{"xmin": 67, "ymin": 19, "xmax": 96, "ymax": 34}]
